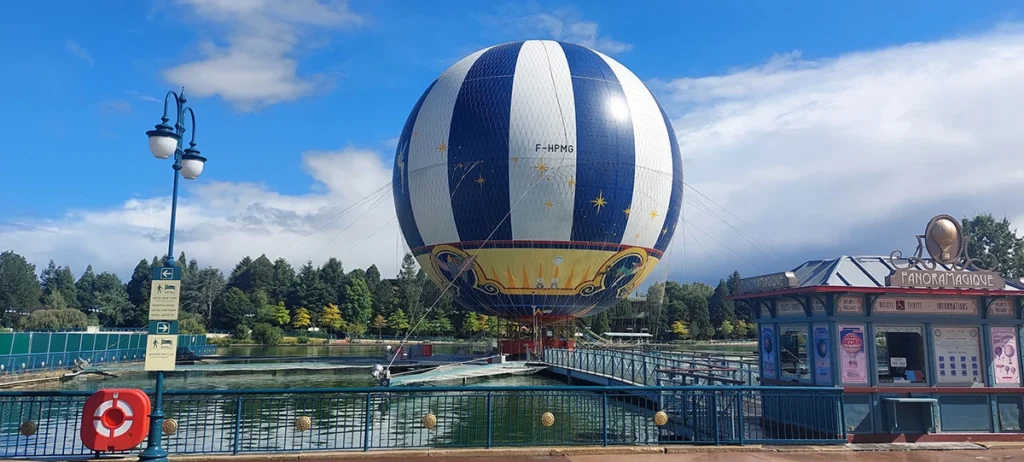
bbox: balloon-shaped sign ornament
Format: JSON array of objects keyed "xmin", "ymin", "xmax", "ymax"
[{"xmin": 392, "ymin": 40, "xmax": 683, "ymax": 321}]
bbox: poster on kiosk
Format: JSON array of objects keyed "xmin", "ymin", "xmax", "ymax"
[{"xmin": 991, "ymin": 327, "xmax": 1020, "ymax": 385}]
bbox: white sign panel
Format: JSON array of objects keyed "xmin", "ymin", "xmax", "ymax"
[
  {"xmin": 145, "ymin": 335, "xmax": 177, "ymax": 371},
  {"xmin": 836, "ymin": 296, "xmax": 864, "ymax": 314},
  {"xmin": 149, "ymin": 280, "xmax": 181, "ymax": 320},
  {"xmin": 777, "ymin": 300, "xmax": 804, "ymax": 316},
  {"xmin": 874, "ymin": 297, "xmax": 977, "ymax": 315},
  {"xmin": 989, "ymin": 299, "xmax": 1014, "ymax": 317},
  {"xmin": 812, "ymin": 299, "xmax": 826, "ymax": 314},
  {"xmin": 933, "ymin": 326, "xmax": 982, "ymax": 384}
]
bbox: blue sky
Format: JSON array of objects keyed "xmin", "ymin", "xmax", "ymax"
[{"xmin": 3, "ymin": 0, "xmax": 1024, "ymax": 283}]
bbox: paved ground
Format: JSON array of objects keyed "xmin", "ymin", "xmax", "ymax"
[{"xmin": 171, "ymin": 446, "xmax": 1024, "ymax": 462}]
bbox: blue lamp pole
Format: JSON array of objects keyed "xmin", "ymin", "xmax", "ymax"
[{"xmin": 139, "ymin": 89, "xmax": 207, "ymax": 462}]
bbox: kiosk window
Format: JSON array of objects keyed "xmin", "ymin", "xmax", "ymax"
[
  {"xmin": 780, "ymin": 325, "xmax": 810, "ymax": 380},
  {"xmin": 875, "ymin": 329, "xmax": 927, "ymax": 384}
]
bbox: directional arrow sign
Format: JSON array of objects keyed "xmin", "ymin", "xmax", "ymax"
[
  {"xmin": 148, "ymin": 320, "xmax": 179, "ymax": 335},
  {"xmin": 153, "ymin": 266, "xmax": 181, "ymax": 281}
]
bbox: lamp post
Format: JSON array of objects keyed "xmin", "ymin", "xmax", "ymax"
[{"xmin": 139, "ymin": 89, "xmax": 207, "ymax": 462}]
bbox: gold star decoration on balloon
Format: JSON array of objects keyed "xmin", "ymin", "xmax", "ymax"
[{"xmin": 591, "ymin": 192, "xmax": 607, "ymax": 214}]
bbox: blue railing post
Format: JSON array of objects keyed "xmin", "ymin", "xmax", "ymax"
[
  {"xmin": 232, "ymin": 395, "xmax": 242, "ymax": 455},
  {"xmin": 736, "ymin": 392, "xmax": 744, "ymax": 445},
  {"xmin": 840, "ymin": 391, "xmax": 848, "ymax": 441},
  {"xmin": 363, "ymin": 393, "xmax": 373, "ymax": 451},
  {"xmin": 486, "ymin": 392, "xmax": 493, "ymax": 448},
  {"xmin": 601, "ymin": 392, "xmax": 608, "ymax": 447},
  {"xmin": 712, "ymin": 391, "xmax": 720, "ymax": 445}
]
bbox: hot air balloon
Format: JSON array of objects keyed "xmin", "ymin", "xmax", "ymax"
[{"xmin": 392, "ymin": 40, "xmax": 682, "ymax": 333}]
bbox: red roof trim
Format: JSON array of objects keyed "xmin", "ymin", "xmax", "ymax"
[{"xmin": 728, "ymin": 285, "xmax": 1022, "ymax": 300}]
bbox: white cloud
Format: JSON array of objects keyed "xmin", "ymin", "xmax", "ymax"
[
  {"xmin": 12, "ymin": 26, "xmax": 1024, "ymax": 287},
  {"xmin": 64, "ymin": 40, "xmax": 93, "ymax": 64},
  {"xmin": 161, "ymin": 0, "xmax": 363, "ymax": 112},
  {"xmin": 98, "ymin": 99, "xmax": 133, "ymax": 116},
  {"xmin": 498, "ymin": 7, "xmax": 631, "ymax": 54},
  {"xmin": 653, "ymin": 27, "xmax": 1024, "ymax": 281},
  {"xmin": 1, "ymin": 147, "xmax": 404, "ymax": 280}
]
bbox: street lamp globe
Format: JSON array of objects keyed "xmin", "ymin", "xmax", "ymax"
[
  {"xmin": 180, "ymin": 149, "xmax": 207, "ymax": 180},
  {"xmin": 146, "ymin": 122, "xmax": 180, "ymax": 160}
]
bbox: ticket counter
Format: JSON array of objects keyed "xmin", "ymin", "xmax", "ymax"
[{"xmin": 735, "ymin": 252, "xmax": 1024, "ymax": 442}]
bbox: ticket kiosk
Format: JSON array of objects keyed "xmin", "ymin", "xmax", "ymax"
[{"xmin": 733, "ymin": 215, "xmax": 1024, "ymax": 442}]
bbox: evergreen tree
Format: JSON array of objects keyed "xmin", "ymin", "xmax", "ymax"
[
  {"xmin": 213, "ymin": 287, "xmax": 253, "ymax": 329},
  {"xmin": 176, "ymin": 251, "xmax": 189, "ymax": 280},
  {"xmin": 680, "ymin": 284, "xmax": 714, "ymax": 339},
  {"xmin": 429, "ymin": 314, "xmax": 453, "ymax": 336},
  {"xmin": 339, "ymin": 275, "xmax": 373, "ymax": 327},
  {"xmin": 388, "ymin": 309, "xmax": 410, "ymax": 335},
  {"xmin": 126, "ymin": 259, "xmax": 152, "ymax": 309},
  {"xmin": 0, "ymin": 251, "xmax": 41, "ymax": 325},
  {"xmin": 75, "ymin": 265, "xmax": 97, "ymax": 311},
  {"xmin": 591, "ymin": 311, "xmax": 611, "ymax": 334},
  {"xmin": 462, "ymin": 312, "xmax": 480, "ymax": 336},
  {"xmin": 270, "ymin": 302, "xmax": 291, "ymax": 327},
  {"xmin": 289, "ymin": 261, "xmax": 332, "ymax": 319},
  {"xmin": 227, "ymin": 256, "xmax": 254, "ymax": 290},
  {"xmin": 270, "ymin": 257, "xmax": 295, "ymax": 304},
  {"xmin": 125, "ymin": 259, "xmax": 154, "ymax": 327},
  {"xmin": 41, "ymin": 291, "xmax": 68, "ymax": 310},
  {"xmin": 40, "ymin": 260, "xmax": 77, "ymax": 308},
  {"xmin": 707, "ymin": 280, "xmax": 735, "ymax": 335},
  {"xmin": 319, "ymin": 257, "xmax": 346, "ymax": 304},
  {"xmin": 395, "ymin": 254, "xmax": 421, "ymax": 321},
  {"xmin": 182, "ymin": 267, "xmax": 225, "ymax": 320},
  {"xmin": 95, "ymin": 284, "xmax": 132, "ymax": 327},
  {"xmin": 365, "ymin": 265, "xmax": 381, "ymax": 286},
  {"xmin": 228, "ymin": 255, "xmax": 275, "ymax": 295}
]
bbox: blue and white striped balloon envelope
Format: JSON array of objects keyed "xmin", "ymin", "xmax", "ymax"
[{"xmin": 393, "ymin": 40, "xmax": 682, "ymax": 320}]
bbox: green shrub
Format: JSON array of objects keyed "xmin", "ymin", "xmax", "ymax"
[{"xmin": 251, "ymin": 322, "xmax": 282, "ymax": 346}]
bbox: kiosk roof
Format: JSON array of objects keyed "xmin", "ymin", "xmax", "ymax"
[{"xmin": 732, "ymin": 255, "xmax": 1024, "ymax": 299}]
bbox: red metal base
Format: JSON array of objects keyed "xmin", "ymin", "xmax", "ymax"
[{"xmin": 500, "ymin": 338, "xmax": 575, "ymax": 356}]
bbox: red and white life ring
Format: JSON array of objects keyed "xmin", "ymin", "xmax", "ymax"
[
  {"xmin": 80, "ymin": 389, "xmax": 151, "ymax": 452},
  {"xmin": 92, "ymin": 394, "xmax": 135, "ymax": 438}
]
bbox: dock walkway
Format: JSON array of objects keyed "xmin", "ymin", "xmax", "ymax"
[{"xmin": 389, "ymin": 360, "xmax": 544, "ymax": 385}]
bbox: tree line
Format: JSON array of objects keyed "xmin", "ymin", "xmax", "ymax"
[{"xmin": 1, "ymin": 213, "xmax": 1020, "ymax": 344}]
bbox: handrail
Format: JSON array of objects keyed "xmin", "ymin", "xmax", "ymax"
[{"xmin": 0, "ymin": 384, "xmax": 840, "ymax": 397}]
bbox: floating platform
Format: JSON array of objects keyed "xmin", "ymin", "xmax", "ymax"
[{"xmin": 389, "ymin": 361, "xmax": 545, "ymax": 386}]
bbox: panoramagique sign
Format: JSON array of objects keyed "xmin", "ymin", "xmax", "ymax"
[
  {"xmin": 737, "ymin": 272, "xmax": 798, "ymax": 295},
  {"xmin": 885, "ymin": 268, "xmax": 1005, "ymax": 290}
]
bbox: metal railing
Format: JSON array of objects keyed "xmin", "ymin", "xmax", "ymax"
[
  {"xmin": 0, "ymin": 385, "xmax": 844, "ymax": 458},
  {"xmin": 545, "ymin": 348, "xmax": 759, "ymax": 386}
]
